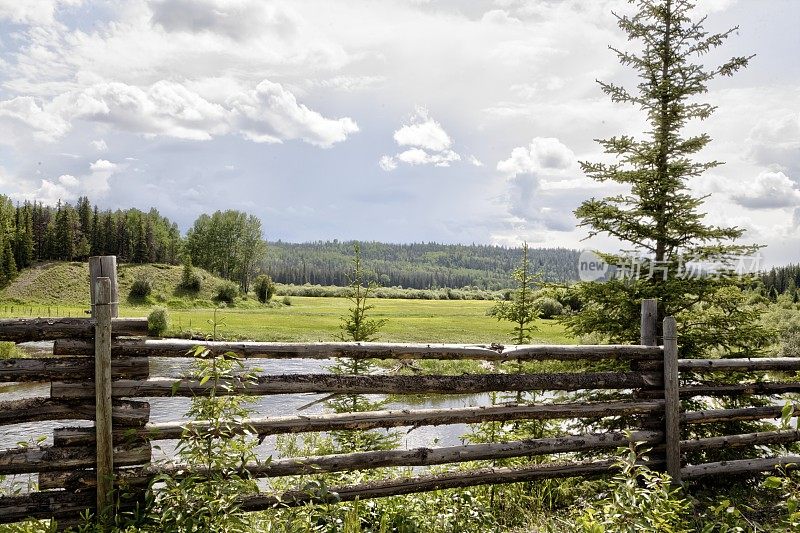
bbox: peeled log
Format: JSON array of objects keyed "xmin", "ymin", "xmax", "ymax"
[
  {"xmin": 0, "ymin": 317, "xmax": 147, "ymax": 342},
  {"xmin": 0, "ymin": 356, "xmax": 149, "ymax": 382},
  {"xmin": 53, "ymin": 400, "xmax": 665, "ymax": 446},
  {"xmin": 0, "ymin": 397, "xmax": 149, "ymax": 427},
  {"xmin": 0, "ymin": 442, "xmax": 151, "ymax": 475},
  {"xmin": 53, "ymin": 338, "xmax": 664, "ymax": 361},
  {"xmin": 682, "ymin": 455, "xmax": 800, "ymax": 479},
  {"xmin": 40, "ymin": 430, "xmax": 663, "ymax": 489},
  {"xmin": 50, "ymin": 371, "xmax": 662, "ymax": 399}
]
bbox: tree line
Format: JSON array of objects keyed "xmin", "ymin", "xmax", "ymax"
[
  {"xmin": 762, "ymin": 264, "xmax": 800, "ymax": 296},
  {"xmin": 0, "ymin": 195, "xmax": 181, "ymax": 285},
  {"xmin": 262, "ymin": 240, "xmax": 581, "ymax": 290}
]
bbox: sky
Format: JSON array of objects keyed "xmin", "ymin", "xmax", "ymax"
[{"xmin": 0, "ymin": 0, "xmax": 798, "ymax": 266}]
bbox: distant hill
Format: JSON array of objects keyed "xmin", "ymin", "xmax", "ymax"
[
  {"xmin": 263, "ymin": 241, "xmax": 581, "ymax": 290},
  {"xmin": 0, "ymin": 262, "xmax": 229, "ymax": 307}
]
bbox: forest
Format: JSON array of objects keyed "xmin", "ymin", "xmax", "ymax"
[{"xmin": 262, "ymin": 240, "xmax": 580, "ymax": 289}]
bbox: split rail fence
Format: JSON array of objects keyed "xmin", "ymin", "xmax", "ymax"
[{"xmin": 1, "ymin": 257, "xmax": 800, "ymax": 527}]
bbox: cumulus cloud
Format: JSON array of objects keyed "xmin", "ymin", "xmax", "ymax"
[
  {"xmin": 392, "ymin": 107, "xmax": 452, "ymax": 152},
  {"xmin": 497, "ymin": 137, "xmax": 580, "ymax": 232},
  {"xmin": 497, "ymin": 137, "xmax": 575, "ymax": 178},
  {"xmin": 731, "ymin": 170, "xmax": 800, "ymax": 209},
  {"xmin": 0, "ymin": 96, "xmax": 70, "ymax": 143},
  {"xmin": 0, "ymin": 79, "xmax": 358, "ymax": 147},
  {"xmin": 230, "ymin": 80, "xmax": 359, "ymax": 147},
  {"xmin": 380, "ymin": 107, "xmax": 472, "ymax": 171},
  {"xmin": 747, "ymin": 112, "xmax": 800, "ymax": 176}
]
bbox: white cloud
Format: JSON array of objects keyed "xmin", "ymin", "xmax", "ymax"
[
  {"xmin": 380, "ymin": 107, "xmax": 472, "ymax": 171},
  {"xmin": 393, "ymin": 107, "xmax": 452, "ymax": 152},
  {"xmin": 468, "ymin": 155, "xmax": 484, "ymax": 167},
  {"xmin": 747, "ymin": 112, "xmax": 800, "ymax": 176},
  {"xmin": 91, "ymin": 139, "xmax": 108, "ymax": 151},
  {"xmin": 90, "ymin": 159, "xmax": 116, "ymax": 172},
  {"xmin": 731, "ymin": 170, "xmax": 800, "ymax": 209},
  {"xmin": 496, "ymin": 137, "xmax": 584, "ymax": 233},
  {"xmin": 396, "ymin": 148, "xmax": 461, "ymax": 167},
  {"xmin": 0, "ymin": 96, "xmax": 70, "ymax": 144},
  {"xmin": 0, "ymin": 0, "xmax": 82, "ymax": 25},
  {"xmin": 61, "ymin": 81, "xmax": 228, "ymax": 141},
  {"xmin": 378, "ymin": 155, "xmax": 397, "ymax": 172},
  {"xmin": 0, "ymin": 79, "xmax": 358, "ymax": 147},
  {"xmin": 229, "ymin": 80, "xmax": 359, "ymax": 147},
  {"xmin": 57, "ymin": 174, "xmax": 79, "ymax": 187},
  {"xmin": 497, "ymin": 137, "xmax": 575, "ymax": 177}
]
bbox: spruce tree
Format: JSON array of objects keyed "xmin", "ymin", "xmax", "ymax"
[
  {"xmin": 490, "ymin": 242, "xmax": 539, "ymax": 344},
  {"xmin": 565, "ymin": 0, "xmax": 773, "ymax": 358}
]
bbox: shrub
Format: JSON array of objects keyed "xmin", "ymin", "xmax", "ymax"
[
  {"xmin": 572, "ymin": 440, "xmax": 690, "ymax": 532},
  {"xmin": 147, "ymin": 307, "xmax": 169, "ymax": 336},
  {"xmin": 216, "ymin": 281, "xmax": 239, "ymax": 303},
  {"xmin": 130, "ymin": 275, "xmax": 153, "ymax": 299},
  {"xmin": 535, "ymin": 297, "xmax": 564, "ymax": 319},
  {"xmin": 254, "ymin": 274, "xmax": 275, "ymax": 303},
  {"xmin": 282, "ymin": 295, "xmax": 292, "ymax": 306}
]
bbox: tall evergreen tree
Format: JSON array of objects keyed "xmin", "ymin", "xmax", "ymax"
[{"xmin": 565, "ymin": 0, "xmax": 772, "ymax": 358}]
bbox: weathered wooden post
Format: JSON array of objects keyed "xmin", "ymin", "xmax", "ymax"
[
  {"xmin": 89, "ymin": 256, "xmax": 119, "ymax": 319},
  {"xmin": 663, "ymin": 316, "xmax": 681, "ymax": 484},
  {"xmin": 640, "ymin": 299, "xmax": 658, "ymax": 346},
  {"xmin": 94, "ymin": 277, "xmax": 114, "ymax": 525}
]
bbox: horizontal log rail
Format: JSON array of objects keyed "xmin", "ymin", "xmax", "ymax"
[
  {"xmin": 0, "ymin": 356, "xmax": 149, "ymax": 382},
  {"xmin": 3, "ymin": 459, "xmax": 654, "ymax": 524},
  {"xmin": 0, "ymin": 317, "xmax": 147, "ymax": 342},
  {"xmin": 682, "ymin": 455, "xmax": 800, "ymax": 479},
  {"xmin": 40, "ymin": 430, "xmax": 663, "ymax": 490},
  {"xmin": 680, "ymin": 382, "xmax": 800, "ymax": 398},
  {"xmin": 53, "ymin": 338, "xmax": 664, "ymax": 361},
  {"xmin": 677, "ymin": 358, "xmax": 800, "ymax": 373},
  {"xmin": 681, "ymin": 429, "xmax": 800, "ymax": 452},
  {"xmin": 682, "ymin": 405, "xmax": 799, "ymax": 425},
  {"xmin": 0, "ymin": 442, "xmax": 151, "ymax": 475},
  {"xmin": 50, "ymin": 372, "xmax": 662, "ymax": 399},
  {"xmin": 0, "ymin": 397, "xmax": 150, "ymax": 427},
  {"xmin": 53, "ymin": 400, "xmax": 664, "ymax": 446},
  {"xmin": 238, "ymin": 458, "xmax": 661, "ymax": 511},
  {"xmin": 0, "ymin": 490, "xmax": 95, "ymax": 524}
]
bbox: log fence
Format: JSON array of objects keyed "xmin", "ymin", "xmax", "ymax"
[{"xmin": 0, "ymin": 260, "xmax": 799, "ymax": 527}]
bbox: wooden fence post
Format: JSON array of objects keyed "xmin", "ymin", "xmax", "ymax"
[
  {"xmin": 663, "ymin": 316, "xmax": 681, "ymax": 484},
  {"xmin": 640, "ymin": 299, "xmax": 658, "ymax": 346},
  {"xmin": 90, "ymin": 256, "xmax": 119, "ymax": 319},
  {"xmin": 94, "ymin": 277, "xmax": 114, "ymax": 526}
]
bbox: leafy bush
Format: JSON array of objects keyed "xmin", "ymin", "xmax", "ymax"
[
  {"xmin": 282, "ymin": 295, "xmax": 292, "ymax": 306},
  {"xmin": 254, "ymin": 274, "xmax": 275, "ymax": 303},
  {"xmin": 215, "ymin": 281, "xmax": 239, "ymax": 303},
  {"xmin": 572, "ymin": 440, "xmax": 690, "ymax": 532},
  {"xmin": 130, "ymin": 275, "xmax": 153, "ymax": 298},
  {"xmin": 535, "ymin": 296, "xmax": 564, "ymax": 319},
  {"xmin": 147, "ymin": 307, "xmax": 169, "ymax": 337}
]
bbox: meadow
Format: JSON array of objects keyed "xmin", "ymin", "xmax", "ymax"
[{"xmin": 0, "ymin": 296, "xmax": 572, "ymax": 345}]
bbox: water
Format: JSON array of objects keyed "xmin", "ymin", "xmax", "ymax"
[{"xmin": 1, "ymin": 343, "xmax": 491, "ymax": 461}]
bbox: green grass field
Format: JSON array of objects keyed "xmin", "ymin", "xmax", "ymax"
[
  {"xmin": 165, "ymin": 297, "xmax": 573, "ymax": 344},
  {"xmin": 0, "ymin": 262, "xmax": 573, "ymax": 344}
]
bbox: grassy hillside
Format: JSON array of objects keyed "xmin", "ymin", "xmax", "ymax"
[{"xmin": 0, "ymin": 262, "xmax": 230, "ymax": 308}]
